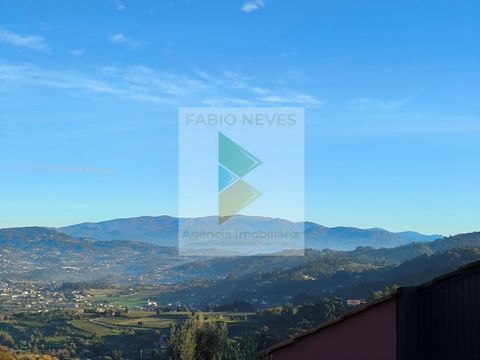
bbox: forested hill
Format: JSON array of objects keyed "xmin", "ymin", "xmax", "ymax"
[{"xmin": 157, "ymin": 233, "xmax": 480, "ymax": 306}]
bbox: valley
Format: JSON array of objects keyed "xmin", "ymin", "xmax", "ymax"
[{"xmin": 0, "ymin": 217, "xmax": 479, "ymax": 359}]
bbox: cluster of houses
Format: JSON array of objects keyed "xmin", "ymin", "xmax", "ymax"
[{"xmin": 0, "ymin": 281, "xmax": 92, "ymax": 313}]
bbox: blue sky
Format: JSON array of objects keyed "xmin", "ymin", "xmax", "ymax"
[{"xmin": 0, "ymin": 0, "xmax": 479, "ymax": 235}]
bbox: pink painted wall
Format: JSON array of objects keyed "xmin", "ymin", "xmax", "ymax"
[{"xmin": 270, "ymin": 299, "xmax": 397, "ymax": 360}]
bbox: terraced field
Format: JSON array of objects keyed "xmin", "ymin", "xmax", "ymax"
[
  {"xmin": 93, "ymin": 316, "xmax": 175, "ymax": 330},
  {"xmin": 70, "ymin": 319, "xmax": 124, "ymax": 336},
  {"xmin": 69, "ymin": 310, "xmax": 257, "ymax": 337}
]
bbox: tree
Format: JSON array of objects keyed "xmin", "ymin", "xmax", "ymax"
[
  {"xmin": 168, "ymin": 313, "xmax": 228, "ymax": 360},
  {"xmin": 324, "ymin": 297, "xmax": 345, "ymax": 321},
  {"xmin": 227, "ymin": 334, "xmax": 258, "ymax": 360},
  {"xmin": 0, "ymin": 350, "xmax": 14, "ymax": 360},
  {"xmin": 111, "ymin": 350, "xmax": 123, "ymax": 360},
  {"xmin": 0, "ymin": 334, "xmax": 15, "ymax": 348},
  {"xmin": 372, "ymin": 285, "xmax": 399, "ymax": 300}
]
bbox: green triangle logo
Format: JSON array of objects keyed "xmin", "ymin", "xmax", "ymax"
[
  {"xmin": 219, "ymin": 132, "xmax": 261, "ymax": 177},
  {"xmin": 218, "ymin": 132, "xmax": 262, "ymax": 224}
]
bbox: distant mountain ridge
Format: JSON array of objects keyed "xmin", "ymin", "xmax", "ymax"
[
  {"xmin": 0, "ymin": 227, "xmax": 182, "ymax": 282},
  {"xmin": 0, "ymin": 226, "xmax": 477, "ymax": 286},
  {"xmin": 58, "ymin": 215, "xmax": 442, "ymax": 251},
  {"xmin": 59, "ymin": 215, "xmax": 179, "ymax": 245}
]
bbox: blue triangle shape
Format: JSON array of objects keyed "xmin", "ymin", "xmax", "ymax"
[{"xmin": 219, "ymin": 165, "xmax": 238, "ymax": 191}]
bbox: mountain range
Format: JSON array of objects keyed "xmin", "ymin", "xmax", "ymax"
[
  {"xmin": 58, "ymin": 215, "xmax": 442, "ymax": 251},
  {"xmin": 0, "ymin": 218, "xmax": 476, "ymax": 286}
]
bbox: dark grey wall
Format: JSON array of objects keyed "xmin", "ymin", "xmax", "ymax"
[{"xmin": 397, "ymin": 263, "xmax": 480, "ymax": 360}]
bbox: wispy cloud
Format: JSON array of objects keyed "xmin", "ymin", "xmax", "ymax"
[
  {"xmin": 262, "ymin": 94, "xmax": 324, "ymax": 107},
  {"xmin": 0, "ymin": 28, "xmax": 48, "ymax": 51},
  {"xmin": 202, "ymin": 97, "xmax": 256, "ymax": 106},
  {"xmin": 0, "ymin": 64, "xmax": 121, "ymax": 95},
  {"xmin": 110, "ymin": 0, "xmax": 126, "ymax": 11},
  {"xmin": 109, "ymin": 33, "xmax": 140, "ymax": 49},
  {"xmin": 0, "ymin": 62, "xmax": 323, "ymax": 107},
  {"xmin": 196, "ymin": 70, "xmax": 323, "ymax": 107},
  {"xmin": 241, "ymin": 0, "xmax": 267, "ymax": 13},
  {"xmin": 222, "ymin": 71, "xmax": 268, "ymax": 94},
  {"xmin": 351, "ymin": 97, "xmax": 408, "ymax": 112}
]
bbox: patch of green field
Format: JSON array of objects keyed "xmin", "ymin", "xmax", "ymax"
[
  {"xmin": 94, "ymin": 295, "xmax": 147, "ymax": 308},
  {"xmin": 94, "ymin": 317, "xmax": 174, "ymax": 330},
  {"xmin": 122, "ymin": 310, "xmax": 153, "ymax": 318},
  {"xmin": 86, "ymin": 288, "xmax": 121, "ymax": 297},
  {"xmin": 70, "ymin": 319, "xmax": 123, "ymax": 337},
  {"xmin": 15, "ymin": 320, "xmax": 44, "ymax": 327},
  {"xmin": 69, "ymin": 310, "xmax": 258, "ymax": 338},
  {"xmin": 0, "ymin": 321, "xmax": 26, "ymax": 334},
  {"xmin": 159, "ymin": 311, "xmax": 255, "ymax": 317},
  {"xmin": 158, "ymin": 312, "xmax": 191, "ymax": 317},
  {"xmin": 70, "ymin": 326, "xmax": 91, "ymax": 337},
  {"xmin": 87, "ymin": 288, "xmax": 163, "ymax": 309},
  {"xmin": 44, "ymin": 335, "xmax": 68, "ymax": 344}
]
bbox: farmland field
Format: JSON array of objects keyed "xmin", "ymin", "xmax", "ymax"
[
  {"xmin": 93, "ymin": 316, "xmax": 174, "ymax": 330},
  {"xmin": 70, "ymin": 319, "xmax": 123, "ymax": 337}
]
